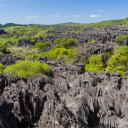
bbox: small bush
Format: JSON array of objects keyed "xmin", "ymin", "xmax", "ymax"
[
  {"xmin": 87, "ymin": 40, "xmax": 95, "ymax": 44},
  {"xmin": 0, "ymin": 64, "xmax": 4, "ymax": 74},
  {"xmin": 122, "ymin": 17, "xmax": 128, "ymax": 25},
  {"xmin": 85, "ymin": 55, "xmax": 105, "ymax": 73},
  {"xmin": 105, "ymin": 46, "xmax": 128, "ymax": 77},
  {"xmin": 3, "ymin": 60, "xmax": 50, "ymax": 78},
  {"xmin": 8, "ymin": 46, "xmax": 40, "ymax": 58},
  {"xmin": 116, "ymin": 35, "xmax": 128, "ymax": 43},
  {"xmin": 54, "ymin": 37, "xmax": 78, "ymax": 49},
  {"xmin": 93, "ymin": 27, "xmax": 98, "ymax": 29},
  {"xmin": 33, "ymin": 42, "xmax": 51, "ymax": 51}
]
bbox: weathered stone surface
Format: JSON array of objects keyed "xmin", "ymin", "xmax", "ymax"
[
  {"xmin": 0, "ymin": 54, "xmax": 20, "ymax": 66},
  {"xmin": 0, "ymin": 61, "xmax": 128, "ymax": 128}
]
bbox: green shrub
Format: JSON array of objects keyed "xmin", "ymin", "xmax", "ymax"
[
  {"xmin": 33, "ymin": 42, "xmax": 51, "ymax": 51},
  {"xmin": 3, "ymin": 60, "xmax": 50, "ymax": 78},
  {"xmin": 101, "ymin": 51, "xmax": 111, "ymax": 64},
  {"xmin": 54, "ymin": 37, "xmax": 78, "ymax": 49},
  {"xmin": 106, "ymin": 46, "xmax": 128, "ymax": 77},
  {"xmin": 87, "ymin": 40, "xmax": 95, "ymax": 44},
  {"xmin": 19, "ymin": 36, "xmax": 30, "ymax": 40},
  {"xmin": 116, "ymin": 35, "xmax": 128, "ymax": 43},
  {"xmin": 85, "ymin": 55, "xmax": 105, "ymax": 73},
  {"xmin": 0, "ymin": 64, "xmax": 4, "ymax": 74},
  {"xmin": 63, "ymin": 38, "xmax": 78, "ymax": 48},
  {"xmin": 25, "ymin": 52, "xmax": 44, "ymax": 60},
  {"xmin": 0, "ymin": 41, "xmax": 8, "ymax": 53},
  {"xmin": 122, "ymin": 17, "xmax": 128, "ymax": 25},
  {"xmin": 93, "ymin": 27, "xmax": 98, "ymax": 29},
  {"xmin": 8, "ymin": 46, "xmax": 40, "ymax": 58},
  {"xmin": 54, "ymin": 38, "xmax": 62, "ymax": 45}
]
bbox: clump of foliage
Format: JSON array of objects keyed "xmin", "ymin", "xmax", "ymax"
[
  {"xmin": 26, "ymin": 38, "xmax": 77, "ymax": 64},
  {"xmin": 3, "ymin": 60, "xmax": 50, "ymax": 78},
  {"xmin": 0, "ymin": 64, "xmax": 4, "ymax": 74},
  {"xmin": 116, "ymin": 35, "xmax": 128, "ymax": 43},
  {"xmin": 105, "ymin": 46, "xmax": 128, "ymax": 77},
  {"xmin": 93, "ymin": 27, "xmax": 99, "ymax": 29},
  {"xmin": 87, "ymin": 40, "xmax": 95, "ymax": 44},
  {"xmin": 85, "ymin": 55, "xmax": 105, "ymax": 73},
  {"xmin": 44, "ymin": 48, "xmax": 77, "ymax": 63},
  {"xmin": 8, "ymin": 46, "xmax": 40, "ymax": 58},
  {"xmin": 33, "ymin": 42, "xmax": 51, "ymax": 51},
  {"xmin": 54, "ymin": 37, "xmax": 78, "ymax": 49},
  {"xmin": 100, "ymin": 51, "xmax": 111, "ymax": 65},
  {"xmin": 0, "ymin": 41, "xmax": 10, "ymax": 54},
  {"xmin": 122, "ymin": 17, "xmax": 128, "ymax": 25}
]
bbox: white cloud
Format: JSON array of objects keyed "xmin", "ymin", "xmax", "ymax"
[
  {"xmin": 64, "ymin": 16, "xmax": 71, "ymax": 18},
  {"xmin": 25, "ymin": 16, "xmax": 32, "ymax": 19},
  {"xmin": 0, "ymin": 4, "xmax": 4, "ymax": 6},
  {"xmin": 73, "ymin": 15, "xmax": 83, "ymax": 17},
  {"xmin": 25, "ymin": 16, "xmax": 38, "ymax": 19},
  {"xmin": 55, "ymin": 15, "xmax": 59, "ymax": 17},
  {"xmin": 98, "ymin": 10, "xmax": 103, "ymax": 12},
  {"xmin": 25, "ymin": 15, "xmax": 54, "ymax": 19},
  {"xmin": 89, "ymin": 15, "xmax": 101, "ymax": 18}
]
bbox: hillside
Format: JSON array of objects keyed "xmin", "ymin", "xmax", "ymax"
[{"xmin": 0, "ymin": 18, "xmax": 128, "ymax": 128}]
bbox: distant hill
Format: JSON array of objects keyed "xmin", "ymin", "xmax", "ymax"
[
  {"xmin": 0, "ymin": 17, "xmax": 128, "ymax": 28},
  {"xmin": 0, "ymin": 23, "xmax": 27, "ymax": 28},
  {"xmin": 52, "ymin": 18, "xmax": 128, "ymax": 27}
]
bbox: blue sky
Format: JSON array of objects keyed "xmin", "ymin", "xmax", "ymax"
[{"xmin": 0, "ymin": 0, "xmax": 128, "ymax": 25}]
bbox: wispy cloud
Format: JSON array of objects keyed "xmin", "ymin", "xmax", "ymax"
[
  {"xmin": 25, "ymin": 0, "xmax": 28, "ymax": 2},
  {"xmin": 55, "ymin": 15, "xmax": 59, "ymax": 17},
  {"xmin": 25, "ymin": 16, "xmax": 38, "ymax": 19},
  {"xmin": 73, "ymin": 15, "xmax": 83, "ymax": 17},
  {"xmin": 25, "ymin": 15, "xmax": 54, "ymax": 19},
  {"xmin": 98, "ymin": 10, "xmax": 103, "ymax": 12},
  {"xmin": 64, "ymin": 16, "xmax": 71, "ymax": 18},
  {"xmin": 0, "ymin": 4, "xmax": 4, "ymax": 6},
  {"xmin": 89, "ymin": 15, "xmax": 101, "ymax": 18}
]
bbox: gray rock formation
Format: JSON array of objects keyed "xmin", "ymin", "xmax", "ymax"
[{"xmin": 0, "ymin": 61, "xmax": 128, "ymax": 128}]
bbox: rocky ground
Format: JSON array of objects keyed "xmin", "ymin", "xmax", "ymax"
[
  {"xmin": 0, "ymin": 25, "xmax": 128, "ymax": 128},
  {"xmin": 0, "ymin": 59, "xmax": 128, "ymax": 128}
]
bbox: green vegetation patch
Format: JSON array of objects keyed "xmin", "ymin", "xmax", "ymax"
[
  {"xmin": 33, "ymin": 42, "xmax": 51, "ymax": 51},
  {"xmin": 122, "ymin": 17, "xmax": 128, "ymax": 25},
  {"xmin": 85, "ymin": 55, "xmax": 105, "ymax": 73},
  {"xmin": 87, "ymin": 40, "xmax": 95, "ymax": 44},
  {"xmin": 105, "ymin": 46, "xmax": 128, "ymax": 77},
  {"xmin": 116, "ymin": 35, "xmax": 128, "ymax": 43},
  {"xmin": 3, "ymin": 60, "xmax": 50, "ymax": 78},
  {"xmin": 26, "ymin": 38, "xmax": 77, "ymax": 64},
  {"xmin": 8, "ymin": 46, "xmax": 40, "ymax": 58}
]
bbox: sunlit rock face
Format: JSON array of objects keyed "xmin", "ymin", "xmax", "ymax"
[{"xmin": 0, "ymin": 61, "xmax": 128, "ymax": 128}]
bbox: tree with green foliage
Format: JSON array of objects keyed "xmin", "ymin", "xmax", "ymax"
[
  {"xmin": 0, "ymin": 64, "xmax": 4, "ymax": 74},
  {"xmin": 54, "ymin": 37, "xmax": 78, "ymax": 49},
  {"xmin": 122, "ymin": 17, "xmax": 128, "ymax": 25},
  {"xmin": 106, "ymin": 46, "xmax": 128, "ymax": 77},
  {"xmin": 116, "ymin": 35, "xmax": 128, "ymax": 43},
  {"xmin": 33, "ymin": 42, "xmax": 51, "ymax": 51},
  {"xmin": 3, "ymin": 60, "xmax": 50, "ymax": 78},
  {"xmin": 85, "ymin": 55, "xmax": 105, "ymax": 73}
]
